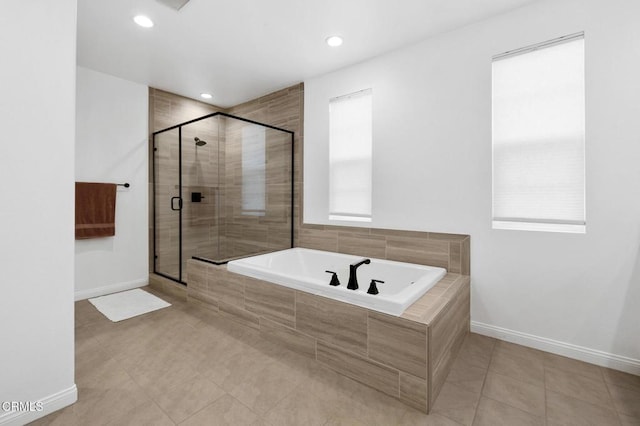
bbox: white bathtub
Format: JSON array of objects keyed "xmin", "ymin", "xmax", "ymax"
[{"xmin": 227, "ymin": 247, "xmax": 446, "ymax": 316}]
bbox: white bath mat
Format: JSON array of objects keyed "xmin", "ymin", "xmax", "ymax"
[{"xmin": 88, "ymin": 288, "xmax": 171, "ymax": 322}]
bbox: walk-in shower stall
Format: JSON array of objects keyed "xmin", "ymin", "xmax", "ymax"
[{"xmin": 153, "ymin": 112, "xmax": 294, "ymax": 284}]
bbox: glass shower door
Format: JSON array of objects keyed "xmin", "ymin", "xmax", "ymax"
[
  {"xmin": 180, "ymin": 116, "xmax": 221, "ymax": 270},
  {"xmin": 152, "ymin": 112, "xmax": 293, "ymax": 284},
  {"xmin": 153, "ymin": 128, "xmax": 183, "ymax": 282}
]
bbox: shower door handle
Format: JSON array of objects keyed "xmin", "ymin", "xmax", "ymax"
[{"xmin": 170, "ymin": 197, "xmax": 183, "ymax": 211}]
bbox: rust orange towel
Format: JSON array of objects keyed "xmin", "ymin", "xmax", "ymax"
[{"xmin": 75, "ymin": 182, "xmax": 117, "ymax": 239}]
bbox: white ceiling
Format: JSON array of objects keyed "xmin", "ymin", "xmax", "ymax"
[{"xmin": 77, "ymin": 0, "xmax": 537, "ymax": 107}]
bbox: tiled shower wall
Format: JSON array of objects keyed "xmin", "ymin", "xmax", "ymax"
[
  {"xmin": 221, "ymin": 118, "xmax": 293, "ymax": 258},
  {"xmin": 227, "ymin": 85, "xmax": 304, "ymax": 252}
]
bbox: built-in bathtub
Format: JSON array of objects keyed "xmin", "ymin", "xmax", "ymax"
[
  {"xmin": 185, "ymin": 245, "xmax": 470, "ymax": 413},
  {"xmin": 227, "ymin": 248, "xmax": 446, "ymax": 316}
]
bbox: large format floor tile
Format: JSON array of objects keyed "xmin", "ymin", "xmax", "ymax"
[
  {"xmin": 481, "ymin": 372, "xmax": 545, "ymax": 417},
  {"xmin": 29, "ymin": 287, "xmax": 640, "ymax": 426},
  {"xmin": 544, "ymin": 366, "xmax": 613, "ymax": 409},
  {"xmin": 488, "ymin": 350, "xmax": 545, "ymax": 387},
  {"xmin": 431, "ymin": 381, "xmax": 481, "ymax": 425},
  {"xmin": 473, "ymin": 396, "xmax": 544, "ymax": 426},
  {"xmin": 546, "ymin": 390, "xmax": 620, "ymax": 426}
]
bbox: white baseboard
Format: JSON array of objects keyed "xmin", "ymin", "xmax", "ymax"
[
  {"xmin": 74, "ymin": 278, "xmax": 149, "ymax": 301},
  {"xmin": 0, "ymin": 384, "xmax": 77, "ymax": 426},
  {"xmin": 471, "ymin": 321, "xmax": 640, "ymax": 376}
]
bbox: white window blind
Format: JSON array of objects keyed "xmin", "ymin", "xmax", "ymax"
[
  {"xmin": 492, "ymin": 33, "xmax": 585, "ymax": 233},
  {"xmin": 241, "ymin": 124, "xmax": 266, "ymax": 216},
  {"xmin": 329, "ymin": 89, "xmax": 372, "ymax": 222}
]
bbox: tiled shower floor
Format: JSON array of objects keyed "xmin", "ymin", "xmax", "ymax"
[{"xmin": 31, "ymin": 287, "xmax": 640, "ymax": 425}]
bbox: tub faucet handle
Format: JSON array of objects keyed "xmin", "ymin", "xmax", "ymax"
[
  {"xmin": 367, "ymin": 279, "xmax": 385, "ymax": 295},
  {"xmin": 325, "ymin": 270, "xmax": 341, "ymax": 286}
]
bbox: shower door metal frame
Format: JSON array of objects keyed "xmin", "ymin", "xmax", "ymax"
[
  {"xmin": 152, "ymin": 112, "xmax": 295, "ymax": 285},
  {"xmin": 152, "ymin": 127, "xmax": 185, "ymax": 284}
]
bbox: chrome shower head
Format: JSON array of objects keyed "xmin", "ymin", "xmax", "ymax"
[{"xmin": 194, "ymin": 137, "xmax": 207, "ymax": 146}]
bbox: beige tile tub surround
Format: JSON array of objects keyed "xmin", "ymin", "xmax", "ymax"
[
  {"xmin": 297, "ymin": 225, "xmax": 470, "ymax": 275},
  {"xmin": 186, "ymin": 259, "xmax": 470, "ymax": 413}
]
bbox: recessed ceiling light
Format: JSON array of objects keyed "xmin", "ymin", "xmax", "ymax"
[
  {"xmin": 326, "ymin": 36, "xmax": 343, "ymax": 47},
  {"xmin": 200, "ymin": 93, "xmax": 213, "ymax": 100},
  {"xmin": 133, "ymin": 15, "xmax": 154, "ymax": 28}
]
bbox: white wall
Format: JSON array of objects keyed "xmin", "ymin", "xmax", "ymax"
[
  {"xmin": 304, "ymin": 0, "xmax": 640, "ymax": 373},
  {"xmin": 0, "ymin": 1, "xmax": 78, "ymax": 424},
  {"xmin": 75, "ymin": 67, "xmax": 149, "ymax": 300}
]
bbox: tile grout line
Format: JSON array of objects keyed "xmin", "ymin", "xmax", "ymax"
[
  {"xmin": 601, "ymin": 371, "xmax": 625, "ymax": 425},
  {"xmin": 119, "ymin": 352, "xmax": 177, "ymax": 425},
  {"xmin": 543, "ymin": 356, "xmax": 548, "ymax": 426},
  {"xmin": 173, "ymin": 391, "xmax": 226, "ymax": 426},
  {"xmin": 469, "ymin": 338, "xmax": 496, "ymax": 425},
  {"xmin": 542, "ymin": 349, "xmax": 547, "ymax": 424}
]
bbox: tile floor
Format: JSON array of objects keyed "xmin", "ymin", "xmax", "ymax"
[{"xmin": 31, "ymin": 287, "xmax": 640, "ymax": 425}]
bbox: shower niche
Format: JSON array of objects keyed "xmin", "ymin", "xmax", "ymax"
[{"xmin": 153, "ymin": 112, "xmax": 294, "ymax": 284}]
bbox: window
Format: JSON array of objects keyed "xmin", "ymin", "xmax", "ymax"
[
  {"xmin": 492, "ymin": 33, "xmax": 585, "ymax": 233},
  {"xmin": 329, "ymin": 89, "xmax": 372, "ymax": 222},
  {"xmin": 241, "ymin": 124, "xmax": 266, "ymax": 216}
]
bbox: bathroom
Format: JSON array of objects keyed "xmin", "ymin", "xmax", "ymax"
[{"xmin": 2, "ymin": 0, "xmax": 640, "ymax": 425}]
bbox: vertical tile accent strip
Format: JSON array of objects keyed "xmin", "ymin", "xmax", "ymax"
[
  {"xmin": 461, "ymin": 237, "xmax": 471, "ymax": 275},
  {"xmin": 449, "ymin": 242, "xmax": 462, "ymax": 273}
]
